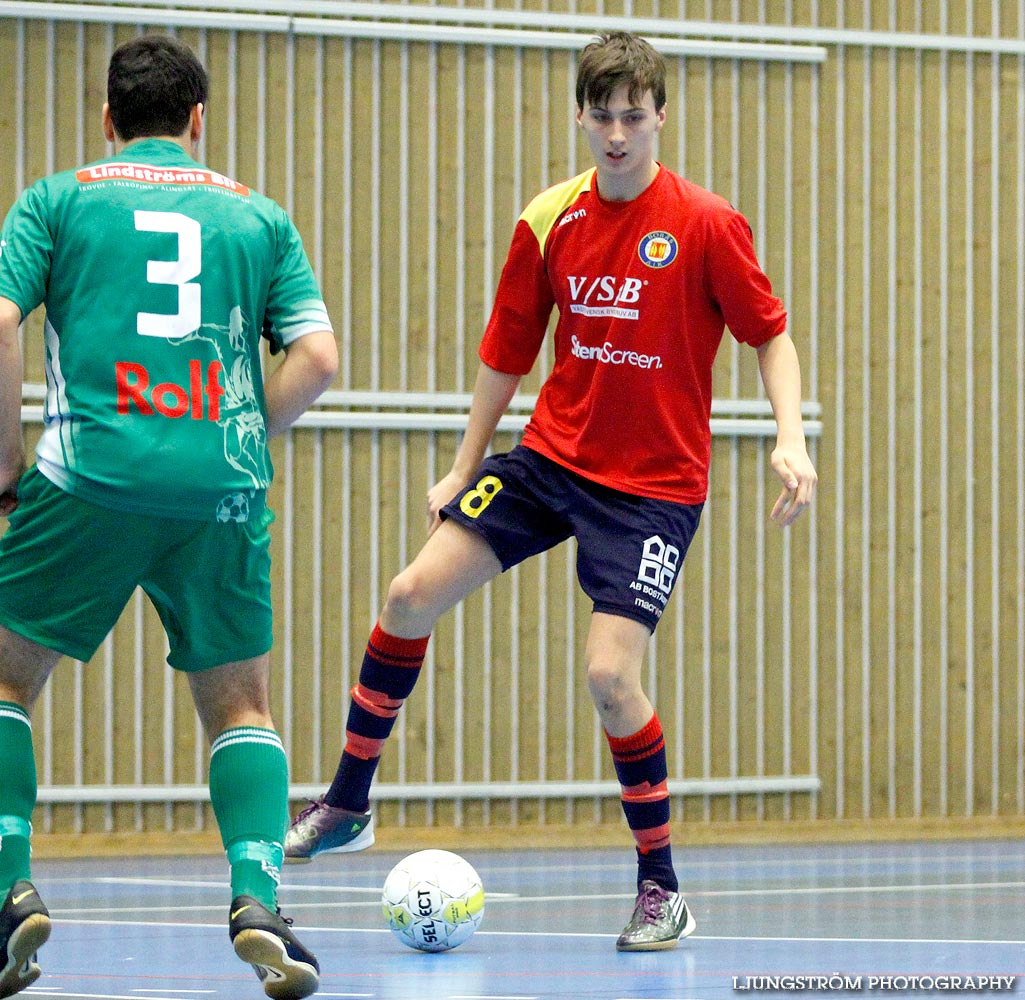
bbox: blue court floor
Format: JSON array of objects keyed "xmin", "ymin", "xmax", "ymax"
[{"xmin": 17, "ymin": 838, "xmax": 1024, "ymax": 999}]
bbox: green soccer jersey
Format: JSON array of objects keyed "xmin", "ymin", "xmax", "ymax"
[{"xmin": 0, "ymin": 139, "xmax": 332, "ymax": 521}]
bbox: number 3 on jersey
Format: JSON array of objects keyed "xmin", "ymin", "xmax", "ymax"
[
  {"xmin": 134, "ymin": 210, "xmax": 201, "ymax": 339},
  {"xmin": 459, "ymin": 475, "xmax": 503, "ymax": 518}
]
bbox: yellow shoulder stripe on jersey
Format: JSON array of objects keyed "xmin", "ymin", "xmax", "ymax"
[{"xmin": 519, "ymin": 169, "xmax": 595, "ymax": 259}]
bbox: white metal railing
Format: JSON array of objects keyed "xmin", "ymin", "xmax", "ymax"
[
  {"xmin": 9, "ymin": 0, "xmax": 1025, "ymax": 57},
  {"xmin": 0, "ymin": 1, "xmax": 828, "ymax": 61},
  {"xmin": 19, "ymin": 387, "xmax": 824, "ymax": 438},
  {"xmin": 37, "ymin": 775, "xmax": 821, "ymax": 804}
]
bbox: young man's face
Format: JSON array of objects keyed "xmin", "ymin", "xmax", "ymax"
[{"xmin": 576, "ymin": 83, "xmax": 666, "ymax": 198}]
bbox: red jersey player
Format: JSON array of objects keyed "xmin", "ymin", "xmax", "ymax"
[{"xmin": 286, "ymin": 30, "xmax": 817, "ymax": 950}]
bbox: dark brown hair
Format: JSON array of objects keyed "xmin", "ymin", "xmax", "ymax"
[
  {"xmin": 575, "ymin": 31, "xmax": 667, "ymax": 112},
  {"xmin": 107, "ymin": 35, "xmax": 208, "ymax": 141}
]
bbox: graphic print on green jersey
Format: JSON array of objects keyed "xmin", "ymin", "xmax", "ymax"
[{"xmin": 171, "ymin": 306, "xmax": 269, "ymax": 491}]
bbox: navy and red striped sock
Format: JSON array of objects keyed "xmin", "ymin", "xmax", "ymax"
[
  {"xmin": 606, "ymin": 713, "xmax": 678, "ymax": 893},
  {"xmin": 325, "ymin": 623, "xmax": 429, "ymax": 812}
]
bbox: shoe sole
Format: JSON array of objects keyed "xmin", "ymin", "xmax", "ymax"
[
  {"xmin": 283, "ymin": 822, "xmax": 375, "ymax": 865},
  {"xmin": 0, "ymin": 912, "xmax": 52, "ymax": 999},
  {"xmin": 232, "ymin": 928, "xmax": 319, "ymax": 1000},
  {"xmin": 615, "ymin": 904, "xmax": 697, "ymax": 953}
]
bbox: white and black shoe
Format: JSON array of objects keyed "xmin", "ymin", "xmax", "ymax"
[
  {"xmin": 0, "ymin": 880, "xmax": 51, "ymax": 998},
  {"xmin": 229, "ymin": 896, "xmax": 319, "ymax": 999}
]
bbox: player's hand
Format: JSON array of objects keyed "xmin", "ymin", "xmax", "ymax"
[
  {"xmin": 0, "ymin": 458, "xmax": 25, "ymax": 517},
  {"xmin": 769, "ymin": 445, "xmax": 816, "ymax": 527},
  {"xmin": 425, "ymin": 470, "xmax": 472, "ymax": 536}
]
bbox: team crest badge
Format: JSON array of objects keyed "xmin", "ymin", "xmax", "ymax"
[{"xmin": 638, "ymin": 231, "xmax": 678, "ymax": 268}]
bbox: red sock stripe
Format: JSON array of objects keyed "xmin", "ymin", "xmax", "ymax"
[
  {"xmin": 605, "ymin": 714, "xmax": 665, "ymax": 763},
  {"xmin": 368, "ymin": 623, "xmax": 430, "ymax": 667},
  {"xmin": 351, "ymin": 684, "xmax": 402, "ymax": 719},
  {"xmin": 620, "ymin": 779, "xmax": 670, "ymax": 804},
  {"xmin": 634, "ymin": 822, "xmax": 672, "ymax": 852},
  {"xmin": 344, "ymin": 730, "xmax": 386, "ymax": 760},
  {"xmin": 612, "ymin": 737, "xmax": 665, "ymax": 764}
]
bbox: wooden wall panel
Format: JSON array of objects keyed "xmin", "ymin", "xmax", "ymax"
[{"xmin": 1, "ymin": 1, "xmax": 1024, "ymax": 837}]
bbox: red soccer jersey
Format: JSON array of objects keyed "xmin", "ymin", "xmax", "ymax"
[{"xmin": 479, "ymin": 165, "xmax": 786, "ymax": 504}]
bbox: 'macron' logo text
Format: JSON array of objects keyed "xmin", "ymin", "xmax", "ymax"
[{"xmin": 116, "ymin": 360, "xmax": 225, "ymax": 420}]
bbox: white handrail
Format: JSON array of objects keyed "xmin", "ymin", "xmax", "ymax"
[
  {"xmin": 294, "ymin": 20, "xmax": 823, "ymax": 61},
  {"xmin": 0, "ymin": 2, "xmax": 826, "ymax": 61},
  {"xmin": 0, "ymin": 1, "xmax": 290, "ymax": 31},
  {"xmin": 18, "ymin": 402, "xmax": 823, "ymax": 438},
  {"xmin": 21, "ymin": 383, "xmax": 823, "ymax": 419},
  {"xmin": 313, "ymin": 390, "xmax": 824, "ymax": 421},
  {"xmin": 35, "ymin": 774, "xmax": 820, "ymax": 803},
  {"xmin": 8, "ymin": 0, "xmax": 1025, "ymax": 56}
]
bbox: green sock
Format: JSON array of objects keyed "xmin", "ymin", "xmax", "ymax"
[
  {"xmin": 0, "ymin": 702, "xmax": 36, "ymax": 895},
  {"xmin": 209, "ymin": 726, "xmax": 289, "ymax": 910}
]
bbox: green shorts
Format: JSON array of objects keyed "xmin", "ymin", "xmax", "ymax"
[{"xmin": 0, "ymin": 467, "xmax": 274, "ymax": 672}]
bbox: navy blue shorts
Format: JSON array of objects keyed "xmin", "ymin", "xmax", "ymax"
[{"xmin": 441, "ymin": 446, "xmax": 703, "ymax": 632}]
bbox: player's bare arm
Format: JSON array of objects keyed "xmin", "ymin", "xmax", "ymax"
[
  {"xmin": 756, "ymin": 331, "xmax": 817, "ymax": 526},
  {"xmin": 262, "ymin": 329, "xmax": 339, "ymax": 438},
  {"xmin": 0, "ymin": 296, "xmax": 25, "ymax": 514},
  {"xmin": 426, "ymin": 361, "xmax": 521, "ymax": 532}
]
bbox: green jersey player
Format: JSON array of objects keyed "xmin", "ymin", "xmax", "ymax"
[{"xmin": 0, "ymin": 35, "xmax": 337, "ymax": 999}]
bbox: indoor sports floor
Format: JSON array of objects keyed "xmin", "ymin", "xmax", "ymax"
[{"xmin": 17, "ymin": 839, "xmax": 1023, "ymax": 999}]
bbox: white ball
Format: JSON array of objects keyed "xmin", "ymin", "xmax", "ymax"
[{"xmin": 381, "ymin": 849, "xmax": 485, "ymax": 952}]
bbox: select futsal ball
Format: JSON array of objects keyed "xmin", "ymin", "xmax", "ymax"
[{"xmin": 382, "ymin": 849, "xmax": 485, "ymax": 952}]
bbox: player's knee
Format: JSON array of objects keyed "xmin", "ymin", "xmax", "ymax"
[
  {"xmin": 586, "ymin": 659, "xmax": 633, "ymax": 711},
  {"xmin": 383, "ymin": 568, "xmax": 436, "ymax": 630}
]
